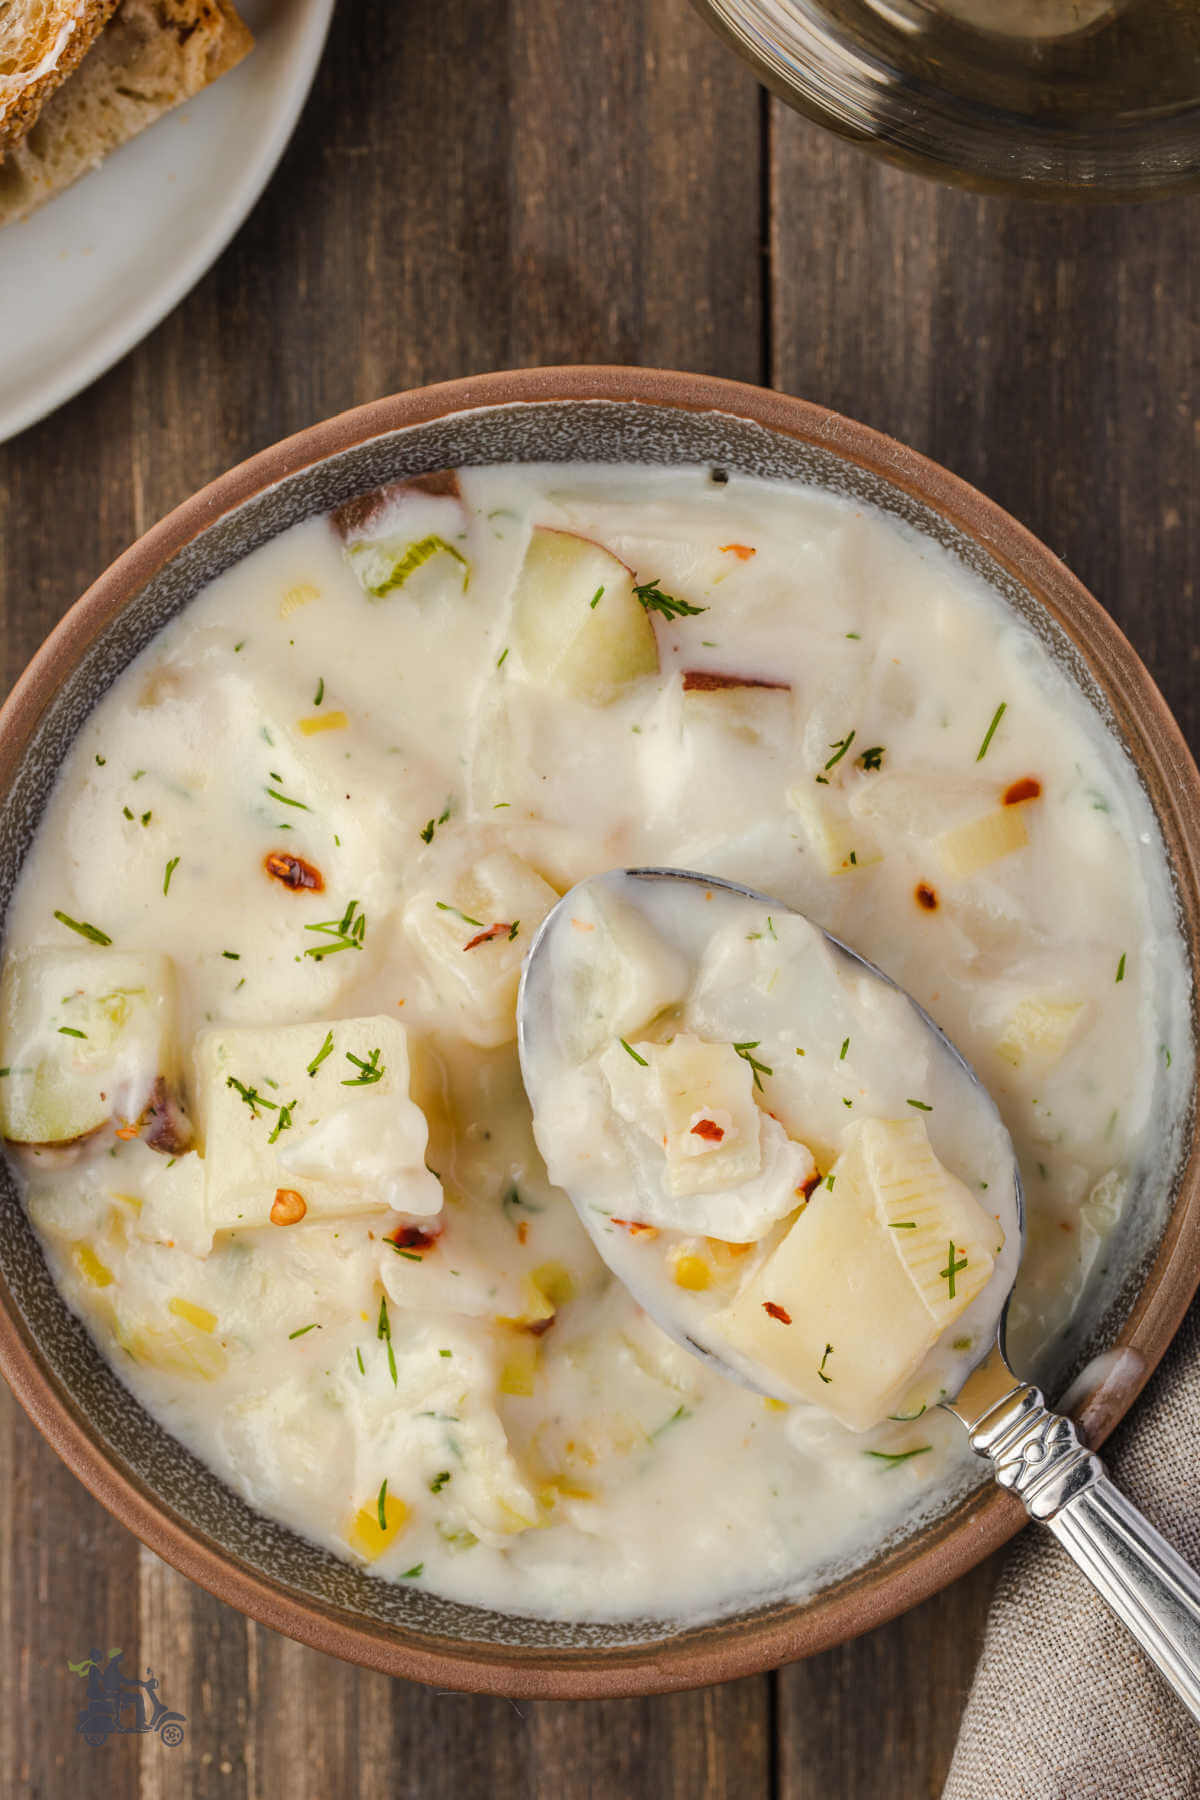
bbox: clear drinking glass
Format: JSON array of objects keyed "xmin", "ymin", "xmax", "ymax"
[{"xmin": 692, "ymin": 0, "xmax": 1200, "ymax": 199}]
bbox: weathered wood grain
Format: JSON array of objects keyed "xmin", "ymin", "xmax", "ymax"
[
  {"xmin": 769, "ymin": 105, "xmax": 1200, "ymax": 1792},
  {"xmin": 0, "ymin": 1, "xmax": 768, "ymax": 1797}
]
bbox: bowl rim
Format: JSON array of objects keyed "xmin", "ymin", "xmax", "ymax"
[{"xmin": 1, "ymin": 364, "xmax": 1199, "ymax": 1698}]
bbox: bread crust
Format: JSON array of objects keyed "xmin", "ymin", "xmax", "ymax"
[{"xmin": 0, "ymin": 0, "xmax": 120, "ymax": 153}]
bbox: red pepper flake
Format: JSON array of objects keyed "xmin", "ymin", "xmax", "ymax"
[
  {"xmin": 612, "ymin": 1218, "xmax": 660, "ymax": 1239},
  {"xmin": 1003, "ymin": 776, "xmax": 1042, "ymax": 806},
  {"xmin": 719, "ymin": 543, "xmax": 757, "ymax": 561},
  {"xmin": 762, "ymin": 1301, "xmax": 792, "ymax": 1325},
  {"xmin": 797, "ymin": 1171, "xmax": 821, "ymax": 1200},
  {"xmin": 517, "ymin": 1219, "xmax": 529, "ymax": 1246},
  {"xmin": 915, "ymin": 883, "xmax": 939, "ymax": 912},
  {"xmin": 388, "ymin": 1222, "xmax": 441, "ymax": 1251},
  {"xmin": 264, "ymin": 851, "xmax": 324, "ymax": 892},
  {"xmin": 463, "ymin": 922, "xmax": 512, "ymax": 951},
  {"xmin": 270, "ymin": 1188, "xmax": 307, "ymax": 1226},
  {"xmin": 690, "ymin": 1118, "xmax": 725, "ymax": 1143}
]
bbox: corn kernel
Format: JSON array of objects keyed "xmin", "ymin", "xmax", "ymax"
[
  {"xmin": 348, "ymin": 1493, "xmax": 410, "ymax": 1561},
  {"xmin": 168, "ymin": 1297, "xmax": 217, "ymax": 1334},
  {"xmin": 297, "ymin": 710, "xmax": 348, "ymax": 736},
  {"xmin": 671, "ymin": 1251, "xmax": 711, "ymax": 1292},
  {"xmin": 73, "ymin": 1243, "xmax": 113, "ymax": 1287},
  {"xmin": 280, "ymin": 582, "xmax": 319, "ymax": 618},
  {"xmin": 762, "ymin": 1396, "xmax": 789, "ymax": 1413},
  {"xmin": 499, "ymin": 1337, "xmax": 538, "ymax": 1396}
]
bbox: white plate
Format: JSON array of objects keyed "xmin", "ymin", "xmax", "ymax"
[{"xmin": 0, "ymin": 0, "xmax": 335, "ymax": 446}]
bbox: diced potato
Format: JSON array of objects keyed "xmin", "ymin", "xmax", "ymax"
[
  {"xmin": 404, "ymin": 851, "xmax": 558, "ymax": 1047},
  {"xmin": 937, "ymin": 807, "xmax": 1029, "ymax": 878},
  {"xmin": 714, "ymin": 1116, "xmax": 999, "ymax": 1430},
  {"xmin": 855, "ymin": 1117, "xmax": 997, "ymax": 1330},
  {"xmin": 510, "ymin": 528, "xmax": 659, "ymax": 705},
  {"xmin": 995, "ymin": 997, "xmax": 1086, "ymax": 1070},
  {"xmin": 788, "ymin": 787, "xmax": 874, "ymax": 877},
  {"xmin": 0, "ymin": 951, "xmax": 186, "ymax": 1148},
  {"xmin": 848, "ymin": 769, "xmax": 993, "ymax": 840},
  {"xmin": 114, "ymin": 1310, "xmax": 228, "ymax": 1380},
  {"xmin": 195, "ymin": 1016, "xmax": 441, "ymax": 1235},
  {"xmin": 347, "ymin": 1492, "xmax": 411, "ymax": 1561},
  {"xmin": 337, "ymin": 478, "xmax": 471, "ymax": 603},
  {"xmin": 680, "ymin": 671, "xmax": 794, "ymax": 747},
  {"xmin": 555, "ymin": 884, "xmax": 689, "ymax": 1060},
  {"xmin": 601, "ymin": 1033, "xmax": 763, "ymax": 1198},
  {"xmin": 499, "ymin": 1335, "xmax": 539, "ymax": 1396}
]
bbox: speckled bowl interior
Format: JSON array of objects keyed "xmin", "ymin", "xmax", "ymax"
[{"xmin": 1, "ymin": 371, "xmax": 1197, "ymax": 1697}]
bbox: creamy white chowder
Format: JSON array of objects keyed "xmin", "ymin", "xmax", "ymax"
[{"xmin": 0, "ymin": 464, "xmax": 1188, "ymax": 1624}]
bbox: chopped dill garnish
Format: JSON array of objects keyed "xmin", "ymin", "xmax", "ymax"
[
  {"xmin": 589, "ymin": 586, "xmax": 605, "ymax": 609},
  {"xmin": 940, "ymin": 1240, "xmax": 968, "ymax": 1300},
  {"xmin": 54, "ymin": 911, "xmax": 111, "ymax": 946},
  {"xmin": 824, "ymin": 731, "xmax": 856, "ymax": 772},
  {"xmin": 268, "ymin": 1099, "xmax": 297, "ymax": 1144},
  {"xmin": 400, "ymin": 1564, "xmax": 424, "ymax": 1579},
  {"xmin": 342, "ymin": 1047, "xmax": 385, "ymax": 1086},
  {"xmin": 266, "ymin": 786, "xmax": 310, "ymax": 811},
  {"xmin": 496, "ymin": 647, "xmax": 509, "ymax": 667},
  {"xmin": 436, "ymin": 901, "xmax": 484, "ymax": 928},
  {"xmin": 632, "ymin": 577, "xmax": 707, "ymax": 620},
  {"xmin": 307, "ymin": 1029, "xmax": 335, "ymax": 1076},
  {"xmin": 887, "ymin": 1404, "xmax": 927, "ymax": 1422},
  {"xmin": 888, "ymin": 1221, "xmax": 917, "ymax": 1230},
  {"xmin": 57, "ymin": 1026, "xmax": 87, "ymax": 1039},
  {"xmin": 825, "ymin": 1174, "xmax": 836, "ymax": 1191},
  {"xmin": 95, "ymin": 754, "xmax": 106, "ymax": 766},
  {"xmin": 839, "ymin": 1037, "xmax": 850, "ymax": 1060},
  {"xmin": 289, "ymin": 1323, "xmax": 320, "ymax": 1340},
  {"xmin": 865, "ymin": 1446, "xmax": 932, "ymax": 1467},
  {"xmin": 389, "ymin": 1245, "xmax": 422, "ymax": 1261},
  {"xmin": 222, "ymin": 951, "xmax": 240, "ymax": 960},
  {"xmin": 226, "ymin": 1076, "xmax": 278, "ymax": 1118},
  {"xmin": 314, "ymin": 677, "xmax": 325, "ymax": 707},
  {"xmin": 858, "ymin": 745, "xmax": 885, "ymax": 771},
  {"xmin": 733, "ymin": 1041, "xmax": 772, "ymax": 1091},
  {"xmin": 163, "ymin": 856, "xmax": 180, "ymax": 896},
  {"xmin": 1116, "ymin": 952, "xmax": 1127, "ymax": 983},
  {"xmin": 906, "ymin": 1098, "xmax": 932, "ymax": 1111},
  {"xmin": 429, "ymin": 1470, "xmax": 452, "ymax": 1494},
  {"xmin": 304, "ymin": 899, "xmax": 366, "ymax": 959},
  {"xmin": 123, "ymin": 806, "xmax": 133, "ymax": 820},
  {"xmin": 376, "ymin": 1478, "xmax": 389, "ymax": 1531},
  {"xmin": 356, "ymin": 1347, "xmax": 366, "ymax": 1375},
  {"xmin": 618, "ymin": 1038, "xmax": 648, "ymax": 1067},
  {"xmin": 817, "ymin": 1344, "xmax": 834, "ymax": 1385},
  {"xmin": 651, "ymin": 1404, "xmax": 692, "ymax": 1438},
  {"xmin": 976, "ymin": 702, "xmax": 1007, "ymax": 762}
]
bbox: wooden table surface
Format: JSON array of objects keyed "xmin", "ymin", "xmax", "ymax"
[{"xmin": 0, "ymin": 1, "xmax": 1196, "ymax": 1794}]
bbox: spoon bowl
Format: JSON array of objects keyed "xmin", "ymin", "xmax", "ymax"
[{"xmin": 518, "ymin": 864, "xmax": 1200, "ymax": 1720}]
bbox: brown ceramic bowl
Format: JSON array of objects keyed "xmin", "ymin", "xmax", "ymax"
[{"xmin": 1, "ymin": 367, "xmax": 1198, "ymax": 1698}]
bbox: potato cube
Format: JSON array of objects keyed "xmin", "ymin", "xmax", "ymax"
[
  {"xmin": 937, "ymin": 806, "xmax": 1029, "ymax": 879},
  {"xmin": 553, "ymin": 882, "xmax": 689, "ymax": 1060},
  {"xmin": 0, "ymin": 950, "xmax": 185, "ymax": 1147},
  {"xmin": 601, "ymin": 1033, "xmax": 763, "ymax": 1198},
  {"xmin": 404, "ymin": 851, "xmax": 558, "ymax": 1047},
  {"xmin": 995, "ymin": 997, "xmax": 1087, "ymax": 1070},
  {"xmin": 195, "ymin": 1016, "xmax": 440, "ymax": 1235},
  {"xmin": 714, "ymin": 1117, "xmax": 998, "ymax": 1429},
  {"xmin": 510, "ymin": 528, "xmax": 659, "ymax": 705}
]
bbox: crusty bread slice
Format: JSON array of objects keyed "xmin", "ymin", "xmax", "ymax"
[
  {"xmin": 0, "ymin": 0, "xmax": 119, "ymax": 151},
  {"xmin": 0, "ymin": 0, "xmax": 253, "ymax": 227}
]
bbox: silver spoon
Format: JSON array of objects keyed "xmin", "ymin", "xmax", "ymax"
[{"xmin": 518, "ymin": 865, "xmax": 1200, "ymax": 1720}]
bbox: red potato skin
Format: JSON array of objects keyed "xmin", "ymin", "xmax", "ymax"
[
  {"xmin": 681, "ymin": 669, "xmax": 790, "ymax": 693},
  {"xmin": 330, "ymin": 470, "xmax": 462, "ymax": 542}
]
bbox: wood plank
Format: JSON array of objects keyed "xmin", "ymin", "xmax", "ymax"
[
  {"xmin": 0, "ymin": 2, "xmax": 768, "ymax": 1797},
  {"xmin": 769, "ymin": 106, "xmax": 1199, "ymax": 1794}
]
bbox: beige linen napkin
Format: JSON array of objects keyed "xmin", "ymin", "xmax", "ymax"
[{"xmin": 945, "ymin": 1297, "xmax": 1200, "ymax": 1800}]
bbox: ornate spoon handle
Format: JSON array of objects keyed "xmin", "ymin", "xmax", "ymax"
[{"xmin": 967, "ymin": 1380, "xmax": 1200, "ymax": 1724}]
